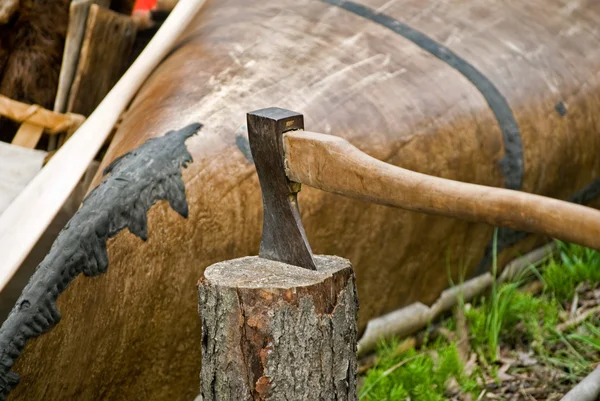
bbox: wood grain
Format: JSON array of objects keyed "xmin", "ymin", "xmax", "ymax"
[
  {"xmin": 10, "ymin": 0, "xmax": 600, "ymax": 400},
  {"xmin": 284, "ymin": 131, "xmax": 600, "ymax": 251},
  {"xmin": 199, "ymin": 255, "xmax": 357, "ymax": 400},
  {"xmin": 11, "ymin": 123, "xmax": 44, "ymax": 149},
  {"xmin": 0, "ymin": 0, "xmax": 207, "ymax": 304},
  {"xmin": 67, "ymin": 4, "xmax": 137, "ymax": 116},
  {"xmin": 53, "ymin": 0, "xmax": 94, "ymax": 116},
  {"xmin": 0, "ymin": 95, "xmax": 84, "ymax": 134}
]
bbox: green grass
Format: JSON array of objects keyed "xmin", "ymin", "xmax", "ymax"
[
  {"xmin": 543, "ymin": 242, "xmax": 600, "ymax": 302},
  {"xmin": 359, "ymin": 340, "xmax": 475, "ymax": 400},
  {"xmin": 360, "ymin": 237, "xmax": 600, "ymax": 400}
]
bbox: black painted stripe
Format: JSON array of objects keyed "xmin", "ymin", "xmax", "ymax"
[
  {"xmin": 321, "ymin": 1, "xmax": 600, "ymax": 275},
  {"xmin": 322, "ymin": 0, "xmax": 524, "ymax": 190},
  {"xmin": 236, "ymin": 134, "xmax": 254, "ymax": 163}
]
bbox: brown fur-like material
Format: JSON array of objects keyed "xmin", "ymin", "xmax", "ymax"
[
  {"xmin": 0, "ymin": 0, "xmax": 70, "ymax": 107},
  {"xmin": 0, "ymin": 0, "xmax": 70, "ymax": 141},
  {"xmin": 0, "ymin": 0, "xmax": 19, "ymax": 24}
]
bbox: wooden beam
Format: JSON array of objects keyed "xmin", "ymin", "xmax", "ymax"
[
  {"xmin": 11, "ymin": 123, "xmax": 45, "ymax": 149},
  {"xmin": 67, "ymin": 4, "xmax": 138, "ymax": 117},
  {"xmin": 283, "ymin": 131, "xmax": 600, "ymax": 251},
  {"xmin": 51, "ymin": 0, "xmax": 111, "ymax": 150},
  {"xmin": 0, "ymin": 0, "xmax": 207, "ymax": 293},
  {"xmin": 53, "ymin": 0, "xmax": 95, "ymax": 115},
  {"xmin": 0, "ymin": 142, "xmax": 47, "ymax": 214},
  {"xmin": 0, "ymin": 95, "xmax": 84, "ymax": 134}
]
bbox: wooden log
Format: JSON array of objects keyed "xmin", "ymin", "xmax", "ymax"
[
  {"xmin": 198, "ymin": 255, "xmax": 358, "ymax": 401},
  {"xmin": 66, "ymin": 4, "xmax": 137, "ymax": 117}
]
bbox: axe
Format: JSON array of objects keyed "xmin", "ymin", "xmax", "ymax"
[{"xmin": 248, "ymin": 107, "xmax": 600, "ymax": 270}]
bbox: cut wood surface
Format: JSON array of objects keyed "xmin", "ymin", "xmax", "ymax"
[
  {"xmin": 67, "ymin": 4, "xmax": 137, "ymax": 116},
  {"xmin": 284, "ymin": 131, "xmax": 600, "ymax": 251},
  {"xmin": 0, "ymin": 0, "xmax": 207, "ymax": 295},
  {"xmin": 199, "ymin": 255, "xmax": 357, "ymax": 401}
]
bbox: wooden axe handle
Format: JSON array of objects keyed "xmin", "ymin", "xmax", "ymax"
[{"xmin": 284, "ymin": 131, "xmax": 600, "ymax": 250}]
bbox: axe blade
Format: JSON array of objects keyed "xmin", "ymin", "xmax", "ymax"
[{"xmin": 247, "ymin": 107, "xmax": 316, "ymax": 270}]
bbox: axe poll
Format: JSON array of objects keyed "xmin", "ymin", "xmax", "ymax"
[{"xmin": 248, "ymin": 107, "xmax": 600, "ymax": 269}]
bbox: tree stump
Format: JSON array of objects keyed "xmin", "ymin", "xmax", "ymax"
[{"xmin": 198, "ymin": 255, "xmax": 358, "ymax": 401}]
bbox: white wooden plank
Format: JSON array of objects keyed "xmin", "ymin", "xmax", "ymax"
[
  {"xmin": 0, "ymin": 142, "xmax": 47, "ymax": 214},
  {"xmin": 0, "ymin": 0, "xmax": 207, "ymax": 292}
]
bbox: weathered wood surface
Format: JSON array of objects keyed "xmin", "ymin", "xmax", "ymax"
[
  {"xmin": 0, "ymin": 94, "xmax": 84, "ymax": 134},
  {"xmin": 0, "ymin": 0, "xmax": 207, "ymax": 331},
  {"xmin": 53, "ymin": 0, "xmax": 111, "ymax": 115},
  {"xmin": 11, "ymin": 0, "xmax": 600, "ymax": 400},
  {"xmin": 11, "ymin": 123, "xmax": 44, "ymax": 149},
  {"xmin": 67, "ymin": 4, "xmax": 137, "ymax": 116},
  {"xmin": 199, "ymin": 255, "xmax": 357, "ymax": 401},
  {"xmin": 53, "ymin": 0, "xmax": 94, "ymax": 116},
  {"xmin": 0, "ymin": 161, "xmax": 100, "ymax": 323},
  {"xmin": 284, "ymin": 131, "xmax": 600, "ymax": 250}
]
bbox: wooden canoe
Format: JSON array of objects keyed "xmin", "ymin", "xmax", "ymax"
[{"xmin": 9, "ymin": 0, "xmax": 600, "ymax": 399}]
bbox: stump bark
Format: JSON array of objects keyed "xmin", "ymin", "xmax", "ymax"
[{"xmin": 198, "ymin": 255, "xmax": 358, "ymax": 401}]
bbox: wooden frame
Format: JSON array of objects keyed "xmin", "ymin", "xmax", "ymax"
[
  {"xmin": 0, "ymin": 95, "xmax": 85, "ymax": 149},
  {"xmin": 0, "ymin": 0, "xmax": 207, "ymax": 293}
]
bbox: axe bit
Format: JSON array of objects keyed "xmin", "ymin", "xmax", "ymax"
[{"xmin": 247, "ymin": 107, "xmax": 317, "ymax": 270}]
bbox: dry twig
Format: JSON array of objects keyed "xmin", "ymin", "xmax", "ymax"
[{"xmin": 557, "ymin": 305, "xmax": 600, "ymax": 332}]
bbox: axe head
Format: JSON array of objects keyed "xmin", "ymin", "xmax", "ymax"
[{"xmin": 247, "ymin": 107, "xmax": 316, "ymax": 270}]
